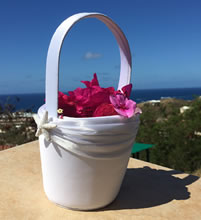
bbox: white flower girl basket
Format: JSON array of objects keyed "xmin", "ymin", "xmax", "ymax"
[{"xmin": 35, "ymin": 12, "xmax": 140, "ymax": 210}]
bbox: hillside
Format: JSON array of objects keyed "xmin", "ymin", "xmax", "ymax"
[{"xmin": 136, "ymin": 97, "xmax": 201, "ymax": 175}]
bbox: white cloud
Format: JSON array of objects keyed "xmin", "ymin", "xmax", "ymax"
[{"xmin": 83, "ymin": 52, "xmax": 102, "ymax": 60}]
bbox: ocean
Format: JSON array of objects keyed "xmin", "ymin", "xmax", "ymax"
[{"xmin": 0, "ymin": 87, "xmax": 201, "ymax": 113}]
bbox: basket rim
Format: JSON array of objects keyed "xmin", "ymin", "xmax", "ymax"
[{"xmin": 38, "ymin": 104, "xmax": 140, "ymax": 123}]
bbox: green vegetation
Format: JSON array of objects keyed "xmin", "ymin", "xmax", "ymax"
[
  {"xmin": 0, "ymin": 98, "xmax": 37, "ymax": 147},
  {"xmin": 136, "ymin": 97, "xmax": 201, "ymax": 174}
]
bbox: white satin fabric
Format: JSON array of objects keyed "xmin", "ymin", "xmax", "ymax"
[{"xmin": 37, "ymin": 105, "xmax": 140, "ymax": 159}]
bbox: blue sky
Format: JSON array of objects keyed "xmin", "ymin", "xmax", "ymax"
[{"xmin": 0, "ymin": 0, "xmax": 201, "ymax": 94}]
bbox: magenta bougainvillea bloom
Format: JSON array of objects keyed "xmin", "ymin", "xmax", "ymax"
[
  {"xmin": 121, "ymin": 83, "xmax": 132, "ymax": 98},
  {"xmin": 81, "ymin": 73, "xmax": 99, "ymax": 87},
  {"xmin": 57, "ymin": 73, "xmax": 141, "ymax": 118},
  {"xmin": 93, "ymin": 103, "xmax": 118, "ymax": 117}
]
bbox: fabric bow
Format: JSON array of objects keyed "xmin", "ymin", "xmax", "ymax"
[{"xmin": 33, "ymin": 111, "xmax": 57, "ymax": 141}]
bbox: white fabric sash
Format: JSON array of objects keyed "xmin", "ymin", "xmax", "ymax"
[{"xmin": 34, "ymin": 105, "xmax": 140, "ymax": 159}]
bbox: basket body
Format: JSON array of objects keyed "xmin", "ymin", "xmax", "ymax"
[
  {"xmin": 37, "ymin": 12, "xmax": 140, "ymax": 210},
  {"xmin": 38, "ymin": 104, "xmax": 140, "ymax": 210},
  {"xmin": 39, "ymin": 122, "xmax": 138, "ymax": 210}
]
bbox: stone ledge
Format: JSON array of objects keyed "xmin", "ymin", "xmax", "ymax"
[{"xmin": 0, "ymin": 141, "xmax": 201, "ymax": 220}]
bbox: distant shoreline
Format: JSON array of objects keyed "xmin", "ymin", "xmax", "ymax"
[
  {"xmin": 0, "ymin": 87, "xmax": 201, "ymax": 113},
  {"xmin": 1, "ymin": 87, "xmax": 201, "ymax": 96}
]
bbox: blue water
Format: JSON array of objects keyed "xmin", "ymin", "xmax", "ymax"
[
  {"xmin": 132, "ymin": 87, "xmax": 201, "ymax": 103},
  {"xmin": 0, "ymin": 93, "xmax": 45, "ymax": 113},
  {"xmin": 0, "ymin": 88, "xmax": 201, "ymax": 113}
]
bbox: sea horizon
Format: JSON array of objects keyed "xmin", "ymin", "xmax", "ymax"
[
  {"xmin": 1, "ymin": 86, "xmax": 201, "ymax": 96},
  {"xmin": 1, "ymin": 87, "xmax": 201, "ymax": 113}
]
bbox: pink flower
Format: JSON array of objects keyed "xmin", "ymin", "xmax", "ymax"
[
  {"xmin": 58, "ymin": 74, "xmax": 115, "ymax": 117},
  {"xmin": 122, "ymin": 84, "xmax": 132, "ymax": 98},
  {"xmin": 134, "ymin": 107, "xmax": 142, "ymax": 115},
  {"xmin": 109, "ymin": 93, "xmax": 139, "ymax": 118},
  {"xmin": 81, "ymin": 73, "xmax": 99, "ymax": 87},
  {"xmin": 93, "ymin": 103, "xmax": 118, "ymax": 117},
  {"xmin": 58, "ymin": 92, "xmax": 77, "ymax": 117},
  {"xmin": 57, "ymin": 73, "xmax": 141, "ymax": 118}
]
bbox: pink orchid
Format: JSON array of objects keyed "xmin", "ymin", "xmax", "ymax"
[
  {"xmin": 109, "ymin": 93, "xmax": 138, "ymax": 118},
  {"xmin": 134, "ymin": 107, "xmax": 142, "ymax": 115}
]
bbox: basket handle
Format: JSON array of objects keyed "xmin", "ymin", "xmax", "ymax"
[{"xmin": 46, "ymin": 12, "xmax": 132, "ymax": 118}]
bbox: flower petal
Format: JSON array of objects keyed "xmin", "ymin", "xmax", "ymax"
[
  {"xmin": 122, "ymin": 84, "xmax": 132, "ymax": 98},
  {"xmin": 134, "ymin": 107, "xmax": 142, "ymax": 115},
  {"xmin": 114, "ymin": 108, "xmax": 128, "ymax": 117},
  {"xmin": 93, "ymin": 103, "xmax": 118, "ymax": 117},
  {"xmin": 109, "ymin": 94, "xmax": 119, "ymax": 107},
  {"xmin": 109, "ymin": 93, "xmax": 126, "ymax": 108},
  {"xmin": 81, "ymin": 73, "xmax": 99, "ymax": 88}
]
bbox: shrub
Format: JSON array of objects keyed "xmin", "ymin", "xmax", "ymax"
[
  {"xmin": 0, "ymin": 98, "xmax": 37, "ymax": 147},
  {"xmin": 136, "ymin": 98, "xmax": 201, "ymax": 173}
]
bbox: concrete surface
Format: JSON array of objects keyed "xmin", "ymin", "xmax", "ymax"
[{"xmin": 0, "ymin": 141, "xmax": 201, "ymax": 220}]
